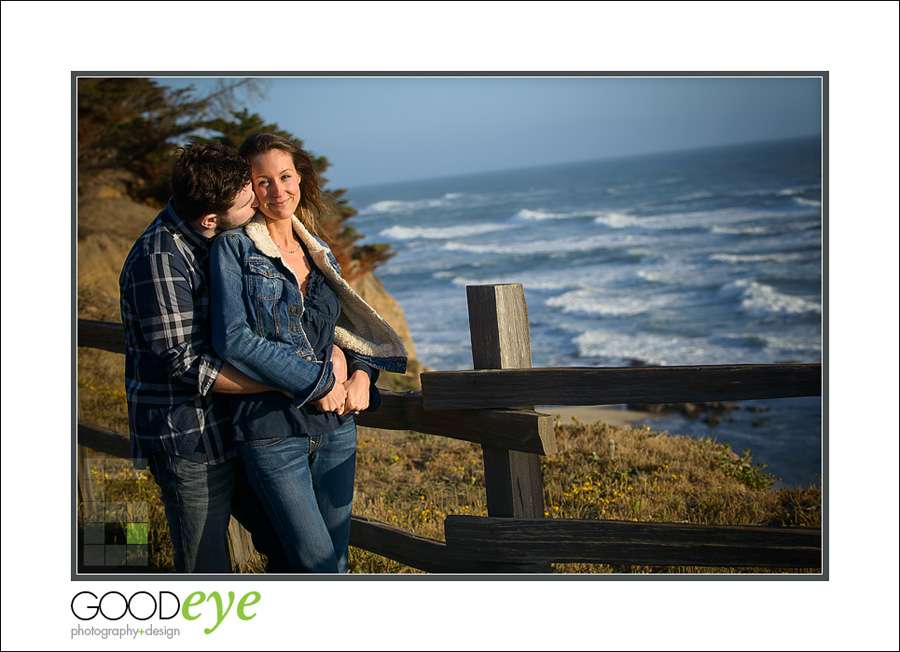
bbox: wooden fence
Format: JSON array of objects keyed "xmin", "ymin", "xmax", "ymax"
[{"xmin": 76, "ymin": 283, "xmax": 822, "ymax": 573}]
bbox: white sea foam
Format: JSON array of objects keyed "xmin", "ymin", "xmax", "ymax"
[
  {"xmin": 443, "ymin": 232, "xmax": 651, "ymax": 256},
  {"xmin": 451, "ymin": 263, "xmax": 640, "ymax": 292},
  {"xmin": 358, "ymin": 197, "xmax": 451, "ymax": 215},
  {"xmin": 546, "ymin": 289, "xmax": 678, "ymax": 317},
  {"xmin": 636, "ymin": 260, "xmax": 706, "ymax": 285},
  {"xmin": 632, "ymin": 207, "xmax": 774, "ymax": 232},
  {"xmin": 731, "ymin": 280, "xmax": 822, "ymax": 317},
  {"xmin": 511, "ymin": 208, "xmax": 637, "ymax": 227},
  {"xmin": 511, "ymin": 208, "xmax": 573, "ymax": 221},
  {"xmin": 709, "ymin": 252, "xmax": 807, "ymax": 265},
  {"xmin": 573, "ymin": 330, "xmax": 715, "ymax": 366},
  {"xmin": 592, "ymin": 212, "xmax": 638, "ymax": 228},
  {"xmin": 380, "ymin": 222, "xmax": 510, "ymax": 241},
  {"xmin": 793, "ymin": 197, "xmax": 821, "ymax": 207},
  {"xmin": 572, "ymin": 329, "xmax": 818, "ymax": 366},
  {"xmin": 711, "ymin": 224, "xmax": 769, "ymax": 235}
]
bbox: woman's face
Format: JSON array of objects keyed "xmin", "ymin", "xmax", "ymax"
[{"xmin": 250, "ymin": 149, "xmax": 301, "ymax": 222}]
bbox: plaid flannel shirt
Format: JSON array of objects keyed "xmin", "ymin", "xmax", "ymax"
[{"xmin": 118, "ymin": 201, "xmax": 233, "ymax": 465}]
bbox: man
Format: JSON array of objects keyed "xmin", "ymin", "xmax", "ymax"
[{"xmin": 119, "ymin": 141, "xmax": 284, "ymax": 573}]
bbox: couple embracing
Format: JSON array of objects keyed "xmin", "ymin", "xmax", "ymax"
[{"xmin": 119, "ymin": 135, "xmax": 407, "ymax": 573}]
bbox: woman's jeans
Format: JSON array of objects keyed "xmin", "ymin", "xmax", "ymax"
[{"xmin": 238, "ymin": 419, "xmax": 357, "ymax": 573}]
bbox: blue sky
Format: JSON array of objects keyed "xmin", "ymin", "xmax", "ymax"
[{"xmin": 155, "ymin": 75, "xmax": 822, "ymax": 189}]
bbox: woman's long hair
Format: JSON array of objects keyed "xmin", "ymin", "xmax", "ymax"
[{"xmin": 239, "ymin": 133, "xmax": 326, "ymax": 236}]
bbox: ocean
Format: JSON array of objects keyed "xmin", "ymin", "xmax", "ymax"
[{"xmin": 345, "ymin": 137, "xmax": 823, "ymax": 488}]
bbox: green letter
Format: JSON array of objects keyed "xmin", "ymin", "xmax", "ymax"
[
  {"xmin": 182, "ymin": 592, "xmax": 204, "ymax": 621},
  {"xmin": 237, "ymin": 592, "xmax": 261, "ymax": 621},
  {"xmin": 203, "ymin": 591, "xmax": 236, "ymax": 635}
]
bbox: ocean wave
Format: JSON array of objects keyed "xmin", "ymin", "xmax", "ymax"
[
  {"xmin": 729, "ymin": 279, "xmax": 822, "ymax": 317},
  {"xmin": 573, "ymin": 330, "xmax": 717, "ymax": 366},
  {"xmin": 709, "ymin": 252, "xmax": 808, "ymax": 265},
  {"xmin": 793, "ymin": 197, "xmax": 821, "ymax": 207},
  {"xmin": 358, "ymin": 198, "xmax": 452, "ymax": 215},
  {"xmin": 573, "ymin": 329, "xmax": 820, "ymax": 366},
  {"xmin": 380, "ymin": 222, "xmax": 510, "ymax": 241},
  {"xmin": 443, "ymin": 232, "xmax": 652, "ymax": 256},
  {"xmin": 449, "ymin": 263, "xmax": 640, "ymax": 292},
  {"xmin": 711, "ymin": 225, "xmax": 769, "ymax": 235},
  {"xmin": 673, "ymin": 191, "xmax": 716, "ymax": 201},
  {"xmin": 635, "ymin": 207, "xmax": 779, "ymax": 232},
  {"xmin": 546, "ymin": 288, "xmax": 681, "ymax": 318},
  {"xmin": 592, "ymin": 212, "xmax": 638, "ymax": 228},
  {"xmin": 511, "ymin": 208, "xmax": 574, "ymax": 221},
  {"xmin": 635, "ymin": 260, "xmax": 706, "ymax": 285},
  {"xmin": 733, "ymin": 185, "xmax": 820, "ymax": 199}
]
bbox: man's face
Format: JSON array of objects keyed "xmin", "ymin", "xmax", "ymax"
[{"xmin": 215, "ymin": 182, "xmax": 258, "ymax": 233}]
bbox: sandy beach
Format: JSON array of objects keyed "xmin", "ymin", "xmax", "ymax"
[{"xmin": 538, "ymin": 405, "xmax": 658, "ymax": 428}]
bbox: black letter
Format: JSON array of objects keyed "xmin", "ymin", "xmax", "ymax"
[
  {"xmin": 98, "ymin": 591, "xmax": 128, "ymax": 621},
  {"xmin": 71, "ymin": 592, "xmax": 99, "ymax": 621},
  {"xmin": 159, "ymin": 591, "xmax": 180, "ymax": 620}
]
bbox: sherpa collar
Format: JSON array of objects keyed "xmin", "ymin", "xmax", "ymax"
[{"xmin": 243, "ymin": 214, "xmax": 408, "ymax": 372}]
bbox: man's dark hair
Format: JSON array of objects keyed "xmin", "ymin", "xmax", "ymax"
[{"xmin": 170, "ymin": 141, "xmax": 251, "ymax": 222}]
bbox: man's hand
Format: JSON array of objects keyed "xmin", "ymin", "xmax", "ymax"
[
  {"xmin": 313, "ymin": 382, "xmax": 348, "ymax": 414},
  {"xmin": 331, "ymin": 346, "xmax": 348, "ymax": 385}
]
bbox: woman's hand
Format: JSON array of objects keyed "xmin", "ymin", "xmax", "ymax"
[{"xmin": 342, "ymin": 370, "xmax": 371, "ymax": 414}]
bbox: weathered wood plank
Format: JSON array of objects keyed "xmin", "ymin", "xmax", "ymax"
[
  {"xmin": 444, "ymin": 516, "xmax": 822, "ymax": 568},
  {"xmin": 467, "ymin": 285, "xmax": 546, "ymax": 521},
  {"xmin": 78, "ymin": 421, "xmax": 132, "ymax": 459},
  {"xmin": 78, "ymin": 319, "xmax": 126, "ymax": 354},
  {"xmin": 227, "ymin": 518, "xmax": 258, "ymax": 573},
  {"xmin": 422, "ymin": 364, "xmax": 822, "ymax": 411},
  {"xmin": 349, "ymin": 515, "xmax": 547, "ymax": 573},
  {"xmin": 356, "ymin": 390, "xmax": 557, "ymax": 455},
  {"xmin": 468, "ymin": 284, "xmax": 533, "ymax": 371}
]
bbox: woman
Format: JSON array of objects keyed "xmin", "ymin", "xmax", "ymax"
[{"xmin": 210, "ymin": 133, "xmax": 407, "ymax": 572}]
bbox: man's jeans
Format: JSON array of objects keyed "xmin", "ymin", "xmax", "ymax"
[
  {"xmin": 238, "ymin": 419, "xmax": 357, "ymax": 573},
  {"xmin": 149, "ymin": 454, "xmax": 289, "ymax": 573}
]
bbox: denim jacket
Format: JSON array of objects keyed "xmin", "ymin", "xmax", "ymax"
[{"xmin": 210, "ymin": 214, "xmax": 408, "ymax": 409}]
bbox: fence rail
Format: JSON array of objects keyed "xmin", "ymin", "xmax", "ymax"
[
  {"xmin": 75, "ymin": 283, "xmax": 822, "ymax": 573},
  {"xmin": 421, "ymin": 364, "xmax": 822, "ymax": 410}
]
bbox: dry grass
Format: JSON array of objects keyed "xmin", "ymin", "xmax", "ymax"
[
  {"xmin": 346, "ymin": 417, "xmax": 821, "ymax": 574},
  {"xmin": 77, "ymin": 382, "xmax": 821, "ymax": 574}
]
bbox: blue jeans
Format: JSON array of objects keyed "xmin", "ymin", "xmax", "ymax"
[
  {"xmin": 149, "ymin": 454, "xmax": 236, "ymax": 573},
  {"xmin": 238, "ymin": 419, "xmax": 357, "ymax": 573},
  {"xmin": 149, "ymin": 454, "xmax": 289, "ymax": 573}
]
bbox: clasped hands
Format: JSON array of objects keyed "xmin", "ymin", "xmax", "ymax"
[{"xmin": 312, "ymin": 346, "xmax": 369, "ymax": 416}]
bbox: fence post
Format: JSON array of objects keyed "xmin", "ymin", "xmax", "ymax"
[
  {"xmin": 76, "ymin": 400, "xmax": 98, "ymax": 511},
  {"xmin": 467, "ymin": 285, "xmax": 545, "ymax": 519}
]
